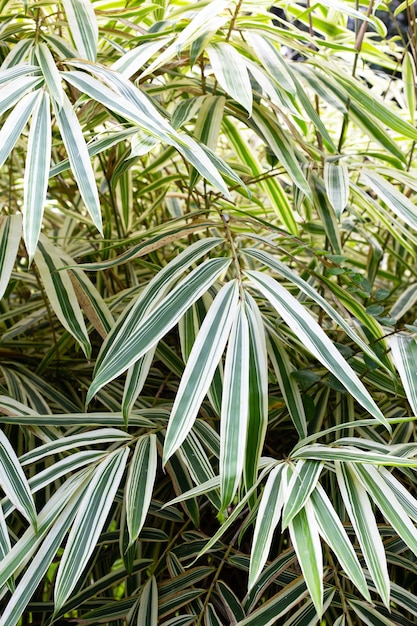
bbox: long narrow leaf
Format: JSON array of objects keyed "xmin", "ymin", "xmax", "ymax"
[
  {"xmin": 207, "ymin": 42, "xmax": 252, "ymax": 115},
  {"xmin": 245, "ymin": 270, "xmax": 387, "ymax": 427},
  {"xmin": 288, "ymin": 501, "xmax": 323, "ymax": 618},
  {"xmin": 54, "ymin": 448, "xmax": 129, "ymax": 611},
  {"xmin": 0, "ymin": 430, "xmax": 37, "ymax": 529},
  {"xmin": 0, "ymin": 89, "xmax": 39, "ymax": 170},
  {"xmin": 53, "ymin": 92, "xmax": 102, "ymax": 234},
  {"xmin": 249, "ymin": 464, "xmax": 286, "ymax": 590},
  {"xmin": 335, "ymin": 462, "xmax": 390, "ymax": 606},
  {"xmin": 244, "ymin": 293, "xmax": 268, "ymax": 491},
  {"xmin": 220, "ymin": 302, "xmax": 250, "ymax": 510},
  {"xmin": 389, "ymin": 334, "xmax": 417, "ymax": 416},
  {"xmin": 23, "ymin": 90, "xmax": 51, "ymax": 260},
  {"xmin": 89, "ymin": 258, "xmax": 231, "ymax": 403},
  {"xmin": 163, "ymin": 280, "xmax": 239, "ymax": 464},
  {"xmin": 310, "ymin": 484, "xmax": 370, "ymax": 601},
  {"xmin": 0, "ymin": 215, "xmax": 22, "ymax": 301},
  {"xmin": 282, "ymin": 461, "xmax": 323, "ymax": 529},
  {"xmin": 34, "ymin": 236, "xmax": 91, "ymax": 357},
  {"xmin": 126, "ymin": 435, "xmax": 157, "ymax": 546},
  {"xmin": 61, "ymin": 0, "xmax": 98, "ymax": 61},
  {"xmin": 137, "ymin": 576, "xmax": 158, "ymax": 626}
]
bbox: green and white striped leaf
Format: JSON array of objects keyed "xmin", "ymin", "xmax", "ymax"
[
  {"xmin": 34, "ymin": 43, "xmax": 64, "ymax": 107},
  {"xmin": 245, "ymin": 270, "xmax": 387, "ymax": 427},
  {"xmin": 282, "ymin": 461, "xmax": 323, "ymax": 529},
  {"xmin": 251, "ymin": 106, "xmax": 311, "ymax": 198},
  {"xmin": 0, "ymin": 484, "xmax": 85, "ymax": 626},
  {"xmin": 64, "ymin": 66, "xmax": 231, "ymax": 197},
  {"xmin": 23, "ymin": 90, "xmax": 51, "ymax": 261},
  {"xmin": 348, "ymin": 599, "xmax": 399, "ymax": 626},
  {"xmin": 362, "ymin": 169, "xmax": 417, "ymax": 232},
  {"xmin": 0, "ymin": 64, "xmax": 39, "ymax": 86},
  {"xmin": 267, "ymin": 331, "xmax": 307, "ymax": 438},
  {"xmin": 246, "ymin": 33, "xmax": 295, "ymax": 94},
  {"xmin": 163, "ymin": 280, "xmax": 239, "ymax": 465},
  {"xmin": 0, "ymin": 471, "xmax": 89, "ymax": 586},
  {"xmin": 249, "ymin": 463, "xmax": 286, "ymax": 591},
  {"xmin": 403, "ymin": 51, "xmax": 416, "ymax": 122},
  {"xmin": 34, "ymin": 236, "xmax": 91, "ymax": 358},
  {"xmin": 141, "ymin": 1, "xmax": 230, "ymax": 78},
  {"xmin": 238, "ymin": 578, "xmax": 309, "ymax": 626},
  {"xmin": 379, "ymin": 466, "xmax": 417, "ymax": 522},
  {"xmin": 0, "ymin": 503, "xmax": 13, "ymax": 592},
  {"xmin": 310, "ymin": 484, "xmax": 370, "ymax": 601},
  {"xmin": 0, "ymin": 215, "xmax": 22, "ymax": 301},
  {"xmin": 112, "ymin": 37, "xmax": 174, "ymax": 78},
  {"xmin": 126, "ymin": 435, "xmax": 157, "ymax": 546},
  {"xmin": 354, "ymin": 463, "xmax": 417, "ymax": 558},
  {"xmin": 207, "ymin": 42, "xmax": 252, "ymax": 115},
  {"xmin": 0, "ymin": 429, "xmax": 37, "ymax": 529},
  {"xmin": 54, "ymin": 448, "xmax": 129, "ymax": 611},
  {"xmin": 53, "ymin": 92, "xmax": 102, "ymax": 235},
  {"xmin": 122, "ymin": 350, "xmax": 156, "ymax": 422},
  {"xmin": 293, "ymin": 444, "xmax": 417, "ymax": 466},
  {"xmin": 335, "ymin": 462, "xmax": 389, "ymax": 606},
  {"xmin": 190, "ymin": 95, "xmax": 225, "ymax": 187},
  {"xmin": 324, "ymin": 161, "xmax": 349, "ymax": 218},
  {"xmin": 331, "ymin": 69, "xmax": 417, "ymax": 140},
  {"xmin": 137, "ymin": 576, "xmax": 158, "ymax": 626},
  {"xmin": 389, "ymin": 334, "xmax": 417, "ymax": 416},
  {"xmin": 0, "ymin": 89, "xmax": 39, "ymax": 170},
  {"xmin": 244, "ymin": 294, "xmax": 268, "ymax": 491},
  {"xmin": 220, "ymin": 302, "xmax": 250, "ymax": 510},
  {"xmin": 0, "ymin": 76, "xmax": 42, "ymax": 117},
  {"xmin": 19, "ymin": 428, "xmax": 130, "ymax": 466},
  {"xmin": 288, "ymin": 501, "xmax": 323, "ymax": 618},
  {"xmin": 61, "ymin": 0, "xmax": 98, "ymax": 62},
  {"xmin": 88, "ymin": 257, "xmax": 231, "ymax": 403}
]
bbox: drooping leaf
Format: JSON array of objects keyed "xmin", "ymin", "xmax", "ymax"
[
  {"xmin": 249, "ymin": 463, "xmax": 286, "ymax": 591},
  {"xmin": 54, "ymin": 448, "xmax": 129, "ymax": 611},
  {"xmin": 89, "ymin": 257, "xmax": 231, "ymax": 403},
  {"xmin": 23, "ymin": 90, "xmax": 51, "ymax": 261},
  {"xmin": 53, "ymin": 92, "xmax": 102, "ymax": 235},
  {"xmin": 164, "ymin": 280, "xmax": 238, "ymax": 464},
  {"xmin": 0, "ymin": 215, "xmax": 22, "ymax": 301},
  {"xmin": 335, "ymin": 462, "xmax": 390, "ymax": 606},
  {"xmin": 34, "ymin": 236, "xmax": 91, "ymax": 357},
  {"xmin": 0, "ymin": 430, "xmax": 37, "ymax": 530},
  {"xmin": 126, "ymin": 435, "xmax": 157, "ymax": 546},
  {"xmin": 245, "ymin": 270, "xmax": 387, "ymax": 427},
  {"xmin": 207, "ymin": 42, "xmax": 252, "ymax": 115},
  {"xmin": 220, "ymin": 302, "xmax": 250, "ymax": 510},
  {"xmin": 61, "ymin": 0, "xmax": 98, "ymax": 62}
]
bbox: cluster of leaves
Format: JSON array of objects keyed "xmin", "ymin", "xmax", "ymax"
[{"xmin": 2, "ymin": 0, "xmax": 417, "ymax": 624}]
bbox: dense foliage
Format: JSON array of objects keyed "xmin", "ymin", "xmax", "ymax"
[{"xmin": 2, "ymin": 0, "xmax": 417, "ymax": 624}]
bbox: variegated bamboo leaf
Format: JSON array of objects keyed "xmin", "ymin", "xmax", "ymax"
[
  {"xmin": 324, "ymin": 161, "xmax": 350, "ymax": 218},
  {"xmin": 245, "ymin": 270, "xmax": 387, "ymax": 427},
  {"xmin": 389, "ymin": 334, "xmax": 417, "ymax": 416},
  {"xmin": 288, "ymin": 501, "xmax": 323, "ymax": 618},
  {"xmin": 54, "ymin": 448, "xmax": 129, "ymax": 611},
  {"xmin": 89, "ymin": 257, "xmax": 231, "ymax": 403},
  {"xmin": 61, "ymin": 0, "xmax": 98, "ymax": 62},
  {"xmin": 23, "ymin": 90, "xmax": 51, "ymax": 261},
  {"xmin": 34, "ymin": 236, "xmax": 91, "ymax": 357},
  {"xmin": 0, "ymin": 215, "xmax": 22, "ymax": 301},
  {"xmin": 220, "ymin": 302, "xmax": 250, "ymax": 510},
  {"xmin": 53, "ymin": 92, "xmax": 102, "ymax": 235},
  {"xmin": 137, "ymin": 576, "xmax": 158, "ymax": 626},
  {"xmin": 207, "ymin": 42, "xmax": 252, "ymax": 115},
  {"xmin": 0, "ymin": 430, "xmax": 37, "ymax": 529},
  {"xmin": 126, "ymin": 435, "xmax": 157, "ymax": 546},
  {"xmin": 336, "ymin": 462, "xmax": 390, "ymax": 606},
  {"xmin": 249, "ymin": 463, "xmax": 286, "ymax": 591},
  {"xmin": 163, "ymin": 280, "xmax": 239, "ymax": 464}
]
